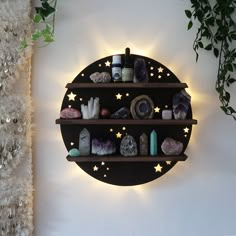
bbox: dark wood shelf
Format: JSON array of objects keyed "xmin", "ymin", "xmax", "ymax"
[
  {"xmin": 66, "ymin": 82, "xmax": 188, "ymax": 89},
  {"xmin": 66, "ymin": 154, "xmax": 188, "ymax": 162},
  {"xmin": 56, "ymin": 119, "xmax": 197, "ymax": 125}
]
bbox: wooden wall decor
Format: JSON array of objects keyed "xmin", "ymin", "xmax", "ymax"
[{"xmin": 56, "ymin": 50, "xmax": 197, "ymax": 186}]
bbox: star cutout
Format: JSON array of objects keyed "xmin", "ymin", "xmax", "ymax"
[
  {"xmin": 116, "ymin": 93, "xmax": 122, "ymax": 100},
  {"xmin": 184, "ymin": 127, "xmax": 189, "ymax": 133},
  {"xmin": 166, "ymin": 161, "xmax": 172, "ymax": 165},
  {"xmin": 116, "ymin": 132, "xmax": 122, "ymax": 138},
  {"xmin": 93, "ymin": 165, "xmax": 99, "ymax": 171},
  {"xmin": 154, "ymin": 106, "xmax": 160, "ymax": 113},
  {"xmin": 105, "ymin": 60, "xmax": 111, "ymax": 67},
  {"xmin": 154, "ymin": 164, "xmax": 163, "ymax": 173},
  {"xmin": 158, "ymin": 67, "xmax": 164, "ymax": 73},
  {"xmin": 67, "ymin": 92, "xmax": 76, "ymax": 101}
]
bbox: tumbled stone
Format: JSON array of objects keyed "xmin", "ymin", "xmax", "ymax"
[
  {"xmin": 60, "ymin": 107, "xmax": 81, "ymax": 119},
  {"xmin": 111, "ymin": 107, "xmax": 130, "ymax": 119},
  {"xmin": 134, "ymin": 58, "xmax": 149, "ymax": 83},
  {"xmin": 79, "ymin": 128, "xmax": 90, "ymax": 156},
  {"xmin": 139, "ymin": 133, "xmax": 148, "ymax": 156},
  {"xmin": 69, "ymin": 148, "xmax": 80, "ymax": 157},
  {"xmin": 92, "ymin": 139, "xmax": 116, "ymax": 156},
  {"xmin": 173, "ymin": 90, "xmax": 191, "ymax": 120},
  {"xmin": 161, "ymin": 137, "xmax": 183, "ymax": 155},
  {"xmin": 100, "ymin": 108, "xmax": 110, "ymax": 118},
  {"xmin": 120, "ymin": 135, "xmax": 138, "ymax": 156},
  {"xmin": 130, "ymin": 95, "xmax": 154, "ymax": 119},
  {"xmin": 90, "ymin": 72, "xmax": 111, "ymax": 83}
]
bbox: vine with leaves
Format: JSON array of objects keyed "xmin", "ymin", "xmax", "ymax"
[
  {"xmin": 21, "ymin": 0, "xmax": 57, "ymax": 49},
  {"xmin": 185, "ymin": 0, "xmax": 236, "ymax": 120}
]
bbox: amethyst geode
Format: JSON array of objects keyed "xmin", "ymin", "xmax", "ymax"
[
  {"xmin": 92, "ymin": 139, "xmax": 116, "ymax": 156},
  {"xmin": 134, "ymin": 58, "xmax": 149, "ymax": 83},
  {"xmin": 172, "ymin": 90, "xmax": 191, "ymax": 119}
]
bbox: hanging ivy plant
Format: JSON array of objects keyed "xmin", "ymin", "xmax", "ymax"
[
  {"xmin": 185, "ymin": 0, "xmax": 236, "ymax": 120},
  {"xmin": 20, "ymin": 0, "xmax": 57, "ymax": 49}
]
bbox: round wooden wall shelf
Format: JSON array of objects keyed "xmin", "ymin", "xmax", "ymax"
[{"xmin": 56, "ymin": 51, "xmax": 197, "ymax": 186}]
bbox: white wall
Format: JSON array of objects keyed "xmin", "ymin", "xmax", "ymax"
[{"xmin": 32, "ymin": 0, "xmax": 236, "ymax": 235}]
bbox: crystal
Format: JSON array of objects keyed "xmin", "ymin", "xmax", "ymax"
[
  {"xmin": 111, "ymin": 107, "xmax": 130, "ymax": 119},
  {"xmin": 161, "ymin": 137, "xmax": 183, "ymax": 155},
  {"xmin": 139, "ymin": 133, "xmax": 148, "ymax": 155},
  {"xmin": 134, "ymin": 58, "xmax": 149, "ymax": 82},
  {"xmin": 68, "ymin": 148, "xmax": 80, "ymax": 157},
  {"xmin": 150, "ymin": 130, "xmax": 157, "ymax": 156},
  {"xmin": 79, "ymin": 128, "xmax": 90, "ymax": 156},
  {"xmin": 92, "ymin": 139, "xmax": 116, "ymax": 156},
  {"xmin": 90, "ymin": 72, "xmax": 111, "ymax": 83}
]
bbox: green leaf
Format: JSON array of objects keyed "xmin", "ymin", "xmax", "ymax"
[
  {"xmin": 214, "ymin": 48, "xmax": 219, "ymax": 58},
  {"xmin": 227, "ymin": 64, "xmax": 233, "ymax": 72},
  {"xmin": 198, "ymin": 41, "xmax": 203, "ymax": 48},
  {"xmin": 185, "ymin": 10, "xmax": 192, "ymax": 18},
  {"xmin": 20, "ymin": 39, "xmax": 28, "ymax": 50},
  {"xmin": 220, "ymin": 106, "xmax": 228, "ymax": 114},
  {"xmin": 231, "ymin": 34, "xmax": 236, "ymax": 40},
  {"xmin": 205, "ymin": 44, "xmax": 212, "ymax": 50},
  {"xmin": 31, "ymin": 30, "xmax": 43, "ymax": 41},
  {"xmin": 188, "ymin": 21, "xmax": 193, "ymax": 30},
  {"xmin": 224, "ymin": 91, "xmax": 230, "ymax": 103},
  {"xmin": 228, "ymin": 78, "xmax": 236, "ymax": 84},
  {"xmin": 33, "ymin": 13, "xmax": 42, "ymax": 23}
]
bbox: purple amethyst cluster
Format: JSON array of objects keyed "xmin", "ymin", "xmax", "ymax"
[
  {"xmin": 92, "ymin": 139, "xmax": 116, "ymax": 156},
  {"xmin": 173, "ymin": 90, "xmax": 191, "ymax": 119}
]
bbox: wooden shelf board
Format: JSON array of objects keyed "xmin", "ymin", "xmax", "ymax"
[
  {"xmin": 66, "ymin": 82, "xmax": 188, "ymax": 89},
  {"xmin": 67, "ymin": 154, "xmax": 188, "ymax": 162},
  {"xmin": 56, "ymin": 119, "xmax": 197, "ymax": 125}
]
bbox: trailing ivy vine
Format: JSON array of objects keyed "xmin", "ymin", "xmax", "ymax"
[
  {"xmin": 21, "ymin": 0, "xmax": 57, "ymax": 49},
  {"xmin": 185, "ymin": 0, "xmax": 236, "ymax": 120}
]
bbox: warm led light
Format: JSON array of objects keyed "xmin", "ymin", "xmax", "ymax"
[
  {"xmin": 126, "ymin": 93, "xmax": 129, "ymax": 97},
  {"xmin": 158, "ymin": 67, "xmax": 164, "ymax": 73},
  {"xmin": 122, "ymin": 126, "xmax": 126, "ymax": 130},
  {"xmin": 150, "ymin": 66, "xmax": 154, "ymax": 70},
  {"xmin": 158, "ymin": 75, "xmax": 162, "ymax": 79},
  {"xmin": 68, "ymin": 105, "xmax": 72, "ymax": 108},
  {"xmin": 67, "ymin": 92, "xmax": 76, "ymax": 101},
  {"xmin": 79, "ymin": 98, "xmax": 83, "ymax": 101},
  {"xmin": 184, "ymin": 127, "xmax": 189, "ymax": 133},
  {"xmin": 154, "ymin": 164, "xmax": 163, "ymax": 172},
  {"xmin": 101, "ymin": 162, "xmax": 105, "ymax": 165},
  {"xmin": 165, "ymin": 105, "xmax": 168, "ymax": 108},
  {"xmin": 150, "ymin": 73, "xmax": 154, "ymax": 77},
  {"xmin": 116, "ymin": 132, "xmax": 122, "ymax": 138},
  {"xmin": 154, "ymin": 106, "xmax": 160, "ymax": 113},
  {"xmin": 167, "ymin": 73, "xmax": 170, "ymax": 77},
  {"xmin": 98, "ymin": 64, "xmax": 102, "ymax": 67},
  {"xmin": 106, "ymin": 167, "xmax": 109, "ymax": 171},
  {"xmin": 93, "ymin": 165, "xmax": 99, "ymax": 171},
  {"xmin": 70, "ymin": 142, "xmax": 74, "ymax": 146},
  {"xmin": 105, "ymin": 61, "xmax": 111, "ymax": 67},
  {"xmin": 81, "ymin": 73, "xmax": 84, "ymax": 77},
  {"xmin": 110, "ymin": 128, "xmax": 113, "ymax": 132},
  {"xmin": 104, "ymin": 174, "xmax": 107, "ymax": 178},
  {"xmin": 116, "ymin": 93, "xmax": 122, "ymax": 100}
]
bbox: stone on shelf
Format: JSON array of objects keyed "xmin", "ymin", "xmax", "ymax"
[
  {"xmin": 111, "ymin": 107, "xmax": 130, "ymax": 119},
  {"xmin": 139, "ymin": 133, "xmax": 148, "ymax": 156},
  {"xmin": 92, "ymin": 139, "xmax": 116, "ymax": 156},
  {"xmin": 100, "ymin": 108, "xmax": 111, "ymax": 118},
  {"xmin": 90, "ymin": 72, "xmax": 111, "ymax": 83},
  {"xmin": 60, "ymin": 107, "xmax": 81, "ymax": 119},
  {"xmin": 173, "ymin": 90, "xmax": 191, "ymax": 120},
  {"xmin": 134, "ymin": 58, "xmax": 149, "ymax": 83},
  {"xmin": 161, "ymin": 137, "xmax": 183, "ymax": 155},
  {"xmin": 81, "ymin": 97, "xmax": 100, "ymax": 119},
  {"xmin": 68, "ymin": 148, "xmax": 80, "ymax": 157},
  {"xmin": 150, "ymin": 130, "xmax": 157, "ymax": 156},
  {"xmin": 120, "ymin": 135, "xmax": 138, "ymax": 156},
  {"xmin": 79, "ymin": 128, "xmax": 90, "ymax": 156}
]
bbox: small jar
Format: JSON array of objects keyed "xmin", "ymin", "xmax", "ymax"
[{"xmin": 112, "ymin": 55, "xmax": 122, "ymax": 82}]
